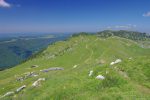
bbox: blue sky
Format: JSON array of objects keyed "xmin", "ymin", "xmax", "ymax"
[{"xmin": 0, "ymin": 0, "xmax": 150, "ymax": 33}]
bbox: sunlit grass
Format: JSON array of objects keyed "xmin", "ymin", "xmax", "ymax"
[{"xmin": 0, "ymin": 35, "xmax": 149, "ymax": 100}]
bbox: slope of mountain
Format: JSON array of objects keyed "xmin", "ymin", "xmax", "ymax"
[
  {"xmin": 0, "ymin": 31, "xmax": 149, "ymax": 100},
  {"xmin": 0, "ymin": 34, "xmax": 70, "ymax": 70}
]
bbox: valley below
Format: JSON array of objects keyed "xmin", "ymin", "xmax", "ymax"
[{"xmin": 0, "ymin": 33, "xmax": 71, "ymax": 70}]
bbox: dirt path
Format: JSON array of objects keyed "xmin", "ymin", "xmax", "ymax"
[{"xmin": 84, "ymin": 39, "xmax": 95, "ymax": 63}]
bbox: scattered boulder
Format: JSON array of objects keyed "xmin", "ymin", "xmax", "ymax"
[
  {"xmin": 89, "ymin": 70, "xmax": 93, "ymax": 76},
  {"xmin": 16, "ymin": 77, "xmax": 24, "ymax": 82},
  {"xmin": 16, "ymin": 85, "xmax": 26, "ymax": 93},
  {"xmin": 73, "ymin": 65, "xmax": 77, "ymax": 68},
  {"xmin": 110, "ymin": 59, "xmax": 122, "ymax": 65},
  {"xmin": 31, "ymin": 65, "xmax": 39, "ymax": 68},
  {"xmin": 110, "ymin": 62, "xmax": 115, "ymax": 65},
  {"xmin": 96, "ymin": 75, "xmax": 105, "ymax": 80},
  {"xmin": 40, "ymin": 67, "xmax": 64, "ymax": 72},
  {"xmin": 24, "ymin": 72, "xmax": 38, "ymax": 78},
  {"xmin": 33, "ymin": 74, "xmax": 38, "ymax": 77},
  {"xmin": 1, "ymin": 91, "xmax": 14, "ymax": 98},
  {"xmin": 115, "ymin": 59, "xmax": 122, "ymax": 63},
  {"xmin": 16, "ymin": 72, "xmax": 38, "ymax": 82},
  {"xmin": 32, "ymin": 78, "xmax": 45, "ymax": 87}
]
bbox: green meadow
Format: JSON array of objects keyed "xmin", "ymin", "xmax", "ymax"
[{"xmin": 0, "ymin": 33, "xmax": 150, "ymax": 100}]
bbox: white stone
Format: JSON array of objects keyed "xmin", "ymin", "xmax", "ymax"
[
  {"xmin": 73, "ymin": 65, "xmax": 77, "ymax": 68},
  {"xmin": 96, "ymin": 75, "xmax": 105, "ymax": 80},
  {"xmin": 2, "ymin": 91, "xmax": 14, "ymax": 97},
  {"xmin": 16, "ymin": 85, "xmax": 26, "ymax": 92},
  {"xmin": 41, "ymin": 67, "xmax": 64, "ymax": 72},
  {"xmin": 31, "ymin": 65, "xmax": 39, "ymax": 68},
  {"xmin": 110, "ymin": 62, "xmax": 115, "ymax": 65},
  {"xmin": 89, "ymin": 70, "xmax": 93, "ymax": 76},
  {"xmin": 115, "ymin": 59, "xmax": 122, "ymax": 63},
  {"xmin": 32, "ymin": 78, "xmax": 45, "ymax": 87},
  {"xmin": 33, "ymin": 75, "xmax": 38, "ymax": 77},
  {"xmin": 110, "ymin": 59, "xmax": 122, "ymax": 65}
]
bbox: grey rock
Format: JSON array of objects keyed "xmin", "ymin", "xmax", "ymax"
[
  {"xmin": 40, "ymin": 67, "xmax": 64, "ymax": 72},
  {"xmin": 16, "ymin": 85, "xmax": 26, "ymax": 92}
]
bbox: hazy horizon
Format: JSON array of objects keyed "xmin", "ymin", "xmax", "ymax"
[{"xmin": 0, "ymin": 0, "xmax": 150, "ymax": 33}]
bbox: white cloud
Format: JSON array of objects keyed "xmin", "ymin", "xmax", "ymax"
[
  {"xmin": 115, "ymin": 25, "xmax": 131, "ymax": 29},
  {"xmin": 0, "ymin": 0, "xmax": 11, "ymax": 8},
  {"xmin": 115, "ymin": 25, "xmax": 137, "ymax": 29},
  {"xmin": 106, "ymin": 24, "xmax": 137, "ymax": 29},
  {"xmin": 143, "ymin": 11, "xmax": 150, "ymax": 17},
  {"xmin": 106, "ymin": 26, "xmax": 112, "ymax": 29}
]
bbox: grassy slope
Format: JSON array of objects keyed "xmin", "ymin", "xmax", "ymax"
[
  {"xmin": 0, "ymin": 34, "xmax": 63, "ymax": 69},
  {"xmin": 0, "ymin": 35, "xmax": 150, "ymax": 100}
]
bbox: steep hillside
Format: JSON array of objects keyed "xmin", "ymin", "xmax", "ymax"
[
  {"xmin": 0, "ymin": 34, "xmax": 70, "ymax": 70},
  {"xmin": 0, "ymin": 34, "xmax": 150, "ymax": 100}
]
